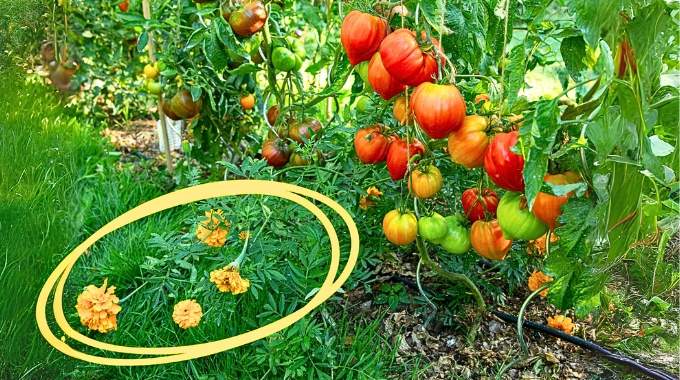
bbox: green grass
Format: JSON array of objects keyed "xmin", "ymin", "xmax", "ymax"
[{"xmin": 0, "ymin": 70, "xmax": 416, "ymax": 379}]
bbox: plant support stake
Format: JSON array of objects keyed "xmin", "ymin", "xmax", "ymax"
[{"xmin": 142, "ymin": 0, "xmax": 174, "ymax": 173}]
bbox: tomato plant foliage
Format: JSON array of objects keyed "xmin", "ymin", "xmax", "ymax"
[{"xmin": 39, "ymin": 0, "xmax": 679, "ymax": 346}]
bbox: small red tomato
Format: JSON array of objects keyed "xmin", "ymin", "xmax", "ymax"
[
  {"xmin": 461, "ymin": 188, "xmax": 499, "ymax": 222},
  {"xmin": 386, "ymin": 137, "xmax": 425, "ymax": 180},
  {"xmin": 354, "ymin": 125, "xmax": 391, "ymax": 164}
]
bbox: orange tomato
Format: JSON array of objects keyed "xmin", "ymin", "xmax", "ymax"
[
  {"xmin": 382, "ymin": 209, "xmax": 417, "ymax": 245},
  {"xmin": 532, "ymin": 171, "xmax": 580, "ymax": 230},
  {"xmin": 240, "ymin": 94, "xmax": 255, "ymax": 110},
  {"xmin": 408, "ymin": 165, "xmax": 443, "ymax": 199},
  {"xmin": 448, "ymin": 115, "xmax": 489, "ymax": 168}
]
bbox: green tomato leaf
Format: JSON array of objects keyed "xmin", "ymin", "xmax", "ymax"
[
  {"xmin": 565, "ymin": 0, "xmax": 621, "ymax": 47},
  {"xmin": 503, "ymin": 44, "xmax": 526, "ymax": 111},
  {"xmin": 520, "ymin": 99, "xmax": 560, "ymax": 209},
  {"xmin": 136, "ymin": 31, "xmax": 148, "ymax": 53},
  {"xmin": 560, "ymin": 35, "xmax": 588, "ymax": 82}
]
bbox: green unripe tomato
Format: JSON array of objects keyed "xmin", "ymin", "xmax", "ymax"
[
  {"xmin": 439, "ymin": 223, "xmax": 471, "ymax": 254},
  {"xmin": 355, "ymin": 95, "xmax": 372, "ymax": 113},
  {"xmin": 418, "ymin": 213, "xmax": 448, "ymax": 243},
  {"xmin": 272, "ymin": 47, "xmax": 296, "ymax": 72},
  {"xmin": 146, "ymin": 80, "xmax": 162, "ymax": 95},
  {"xmin": 355, "ymin": 61, "xmax": 369, "ymax": 86},
  {"xmin": 497, "ymin": 192, "xmax": 548, "ymax": 240},
  {"xmin": 286, "ymin": 37, "xmax": 306, "ymax": 59},
  {"xmin": 293, "ymin": 55, "xmax": 303, "ymax": 71}
]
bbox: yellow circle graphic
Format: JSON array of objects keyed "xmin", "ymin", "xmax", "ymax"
[{"xmin": 35, "ymin": 180, "xmax": 360, "ymax": 366}]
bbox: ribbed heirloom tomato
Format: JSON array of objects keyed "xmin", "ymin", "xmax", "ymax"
[
  {"xmin": 408, "ymin": 165, "xmax": 442, "ymax": 199},
  {"xmin": 228, "ymin": 1, "xmax": 268, "ymax": 37},
  {"xmin": 354, "ymin": 125, "xmax": 391, "ymax": 164},
  {"xmin": 470, "ymin": 220, "xmax": 512, "ymax": 260},
  {"xmin": 383, "ymin": 209, "xmax": 417, "ymax": 245},
  {"xmin": 410, "ymin": 83, "xmax": 466, "ymax": 139},
  {"xmin": 340, "ymin": 11, "xmax": 388, "ymax": 65},
  {"xmin": 262, "ymin": 138, "xmax": 290, "ymax": 168},
  {"xmin": 484, "ymin": 131, "xmax": 525, "ymax": 191},
  {"xmin": 379, "ymin": 29, "xmax": 441, "ymax": 86},
  {"xmin": 532, "ymin": 171, "xmax": 581, "ymax": 230},
  {"xmin": 497, "ymin": 192, "xmax": 547, "ymax": 240},
  {"xmin": 448, "ymin": 115, "xmax": 489, "ymax": 168},
  {"xmin": 288, "ymin": 119, "xmax": 322, "ymax": 144},
  {"xmin": 367, "ymin": 53, "xmax": 405, "ymax": 100},
  {"xmin": 386, "ymin": 137, "xmax": 425, "ymax": 180},
  {"xmin": 461, "ymin": 188, "xmax": 498, "ymax": 222}
]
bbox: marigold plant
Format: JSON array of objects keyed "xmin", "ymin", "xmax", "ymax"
[
  {"xmin": 359, "ymin": 186, "xmax": 382, "ymax": 210},
  {"xmin": 75, "ymin": 279, "xmax": 122, "ymax": 333},
  {"xmin": 196, "ymin": 209, "xmax": 231, "ymax": 247},
  {"xmin": 210, "ymin": 265, "xmax": 250, "ymax": 294},
  {"xmin": 172, "ymin": 299, "xmax": 203, "ymax": 329},
  {"xmin": 528, "ymin": 270, "xmax": 553, "ymax": 297},
  {"xmin": 547, "ymin": 314, "xmax": 574, "ymax": 334}
]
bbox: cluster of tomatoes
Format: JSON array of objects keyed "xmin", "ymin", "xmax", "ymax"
[
  {"xmin": 342, "ymin": 10, "xmax": 580, "ymax": 260},
  {"xmin": 262, "ymin": 115, "xmax": 324, "ymax": 168}
]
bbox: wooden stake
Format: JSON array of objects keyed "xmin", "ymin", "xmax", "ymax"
[{"xmin": 142, "ymin": 0, "xmax": 174, "ymax": 173}]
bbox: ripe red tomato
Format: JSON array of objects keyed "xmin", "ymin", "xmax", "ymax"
[
  {"xmin": 340, "ymin": 11, "xmax": 388, "ymax": 65},
  {"xmin": 288, "ymin": 119, "xmax": 322, "ymax": 144},
  {"xmin": 383, "ymin": 209, "xmax": 417, "ymax": 245},
  {"xmin": 262, "ymin": 138, "xmax": 290, "ymax": 168},
  {"xmin": 228, "ymin": 1, "xmax": 268, "ymax": 37},
  {"xmin": 532, "ymin": 171, "xmax": 580, "ymax": 230},
  {"xmin": 448, "ymin": 115, "xmax": 489, "ymax": 168},
  {"xmin": 118, "ymin": 0, "xmax": 129, "ymax": 12},
  {"xmin": 410, "ymin": 83, "xmax": 466, "ymax": 139},
  {"xmin": 470, "ymin": 220, "xmax": 512, "ymax": 260},
  {"xmin": 379, "ymin": 29, "xmax": 442, "ymax": 86},
  {"xmin": 354, "ymin": 125, "xmax": 391, "ymax": 164},
  {"xmin": 386, "ymin": 137, "xmax": 425, "ymax": 180},
  {"xmin": 408, "ymin": 165, "xmax": 442, "ymax": 199},
  {"xmin": 266, "ymin": 105, "xmax": 280, "ymax": 125},
  {"xmin": 367, "ymin": 52, "xmax": 405, "ymax": 100},
  {"xmin": 461, "ymin": 188, "xmax": 498, "ymax": 222},
  {"xmin": 484, "ymin": 131, "xmax": 524, "ymax": 191},
  {"xmin": 240, "ymin": 94, "xmax": 255, "ymax": 110}
]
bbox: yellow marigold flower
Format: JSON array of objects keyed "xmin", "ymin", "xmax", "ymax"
[
  {"xmin": 196, "ymin": 209, "xmax": 230, "ymax": 247},
  {"xmin": 210, "ymin": 265, "xmax": 250, "ymax": 294},
  {"xmin": 238, "ymin": 230, "xmax": 250, "ymax": 240},
  {"xmin": 75, "ymin": 279, "xmax": 121, "ymax": 333},
  {"xmin": 547, "ymin": 314, "xmax": 574, "ymax": 334},
  {"xmin": 366, "ymin": 186, "xmax": 382, "ymax": 197},
  {"xmin": 172, "ymin": 299, "xmax": 203, "ymax": 329},
  {"xmin": 528, "ymin": 270, "xmax": 553, "ymax": 297},
  {"xmin": 358, "ymin": 196, "xmax": 375, "ymax": 210}
]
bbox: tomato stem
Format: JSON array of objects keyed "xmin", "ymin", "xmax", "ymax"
[
  {"xmin": 413, "ymin": 199, "xmax": 487, "ymax": 343},
  {"xmin": 517, "ymin": 283, "xmax": 550, "ymax": 356}
]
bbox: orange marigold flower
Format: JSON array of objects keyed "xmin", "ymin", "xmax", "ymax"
[
  {"xmin": 359, "ymin": 196, "xmax": 375, "ymax": 210},
  {"xmin": 196, "ymin": 209, "xmax": 230, "ymax": 247},
  {"xmin": 529, "ymin": 232, "xmax": 559, "ymax": 256},
  {"xmin": 75, "ymin": 279, "xmax": 122, "ymax": 333},
  {"xmin": 172, "ymin": 299, "xmax": 202, "ymax": 329},
  {"xmin": 547, "ymin": 314, "xmax": 574, "ymax": 334},
  {"xmin": 528, "ymin": 270, "xmax": 553, "ymax": 297},
  {"xmin": 366, "ymin": 186, "xmax": 383, "ymax": 197},
  {"xmin": 210, "ymin": 265, "xmax": 250, "ymax": 294},
  {"xmin": 238, "ymin": 230, "xmax": 250, "ymax": 240},
  {"xmin": 474, "ymin": 93, "xmax": 490, "ymax": 104}
]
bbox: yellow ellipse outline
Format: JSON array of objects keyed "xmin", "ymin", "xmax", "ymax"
[{"xmin": 35, "ymin": 180, "xmax": 360, "ymax": 366}]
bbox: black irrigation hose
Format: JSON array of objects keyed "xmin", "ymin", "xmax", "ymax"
[{"xmin": 492, "ymin": 310, "xmax": 679, "ymax": 380}]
